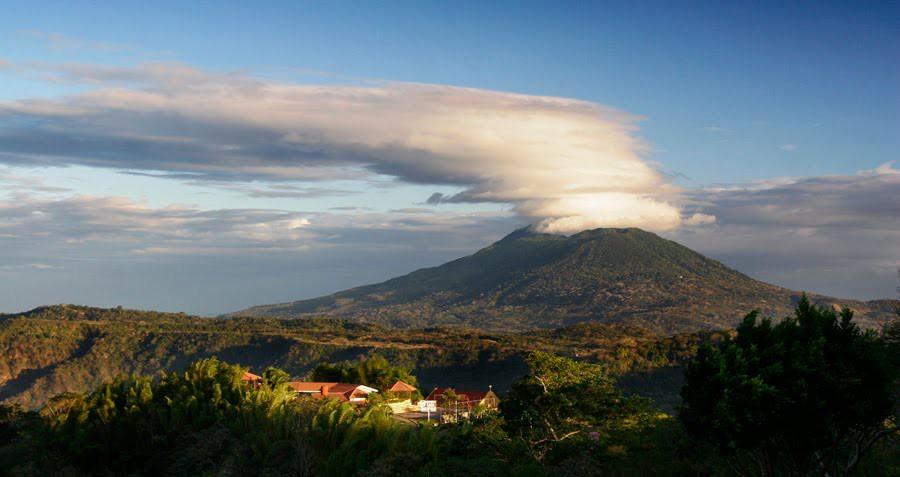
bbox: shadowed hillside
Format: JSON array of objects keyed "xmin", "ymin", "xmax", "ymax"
[
  {"xmin": 233, "ymin": 227, "xmax": 896, "ymax": 333},
  {"xmin": 0, "ymin": 305, "xmax": 719, "ymax": 409}
]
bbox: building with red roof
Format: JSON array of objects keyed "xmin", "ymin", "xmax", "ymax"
[
  {"xmin": 388, "ymin": 380, "xmax": 417, "ymax": 393},
  {"xmin": 425, "ymin": 386, "xmax": 500, "ymax": 410},
  {"xmin": 288, "ymin": 381, "xmax": 379, "ymax": 403},
  {"xmin": 241, "ymin": 371, "xmax": 263, "ymax": 388}
]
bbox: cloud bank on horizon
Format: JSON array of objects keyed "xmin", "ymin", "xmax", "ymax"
[
  {"xmin": 670, "ymin": 163, "xmax": 899, "ymax": 300},
  {"xmin": 0, "ymin": 60, "xmax": 897, "ymax": 313},
  {"xmin": 0, "ymin": 61, "xmax": 683, "ymax": 233}
]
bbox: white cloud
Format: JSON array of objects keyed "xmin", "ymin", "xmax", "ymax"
[
  {"xmin": 683, "ymin": 213, "xmax": 716, "ymax": 226},
  {"xmin": 0, "ymin": 263, "xmax": 62, "ymax": 271},
  {"xmin": 0, "ymin": 163, "xmax": 896, "ymax": 312},
  {"xmin": 0, "ymin": 61, "xmax": 681, "ymax": 233},
  {"xmin": 779, "ymin": 144, "xmax": 798, "ymax": 151},
  {"xmin": 0, "ymin": 166, "xmax": 71, "ymax": 194},
  {"xmin": 0, "ymin": 192, "xmax": 516, "ymax": 258},
  {"xmin": 670, "ymin": 163, "xmax": 900, "ymax": 299},
  {"xmin": 0, "ymin": 61, "xmax": 897, "ymax": 309},
  {"xmin": 0, "ymin": 190, "xmax": 520, "ymax": 314},
  {"xmin": 526, "ymin": 193, "xmax": 681, "ymax": 233},
  {"xmin": 875, "ymin": 161, "xmax": 899, "ymax": 175}
]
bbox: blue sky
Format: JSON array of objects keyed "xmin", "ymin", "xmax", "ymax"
[
  {"xmin": 0, "ymin": 1, "xmax": 897, "ymax": 313},
  {"xmin": 3, "ymin": 1, "xmax": 897, "ymax": 184}
]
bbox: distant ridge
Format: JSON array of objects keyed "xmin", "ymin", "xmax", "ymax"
[{"xmin": 231, "ymin": 227, "xmax": 897, "ymax": 334}]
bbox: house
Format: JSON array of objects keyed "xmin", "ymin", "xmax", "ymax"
[
  {"xmin": 385, "ymin": 380, "xmax": 419, "ymax": 414},
  {"xmin": 388, "ymin": 380, "xmax": 418, "ymax": 396},
  {"xmin": 426, "ymin": 386, "xmax": 500, "ymax": 411},
  {"xmin": 288, "ymin": 381, "xmax": 378, "ymax": 403},
  {"xmin": 241, "ymin": 371, "xmax": 263, "ymax": 388},
  {"xmin": 425, "ymin": 386, "xmax": 501, "ymax": 423}
]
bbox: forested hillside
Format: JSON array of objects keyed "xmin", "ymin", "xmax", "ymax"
[
  {"xmin": 235, "ymin": 227, "xmax": 897, "ymax": 333},
  {"xmin": 2, "ymin": 300, "xmax": 896, "ymax": 476},
  {"xmin": 0, "ymin": 305, "xmax": 719, "ymax": 409}
]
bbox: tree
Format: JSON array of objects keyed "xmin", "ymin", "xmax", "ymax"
[
  {"xmin": 309, "ymin": 354, "xmax": 419, "ymax": 391},
  {"xmin": 500, "ymin": 351, "xmax": 651, "ymax": 464},
  {"xmin": 262, "ymin": 366, "xmax": 291, "ymax": 388},
  {"xmin": 309, "ymin": 362, "xmax": 346, "ymax": 382},
  {"xmin": 680, "ymin": 296, "xmax": 897, "ymax": 476},
  {"xmin": 441, "ymin": 387, "xmax": 460, "ymax": 404},
  {"xmin": 11, "ymin": 358, "xmax": 316, "ymax": 475},
  {"xmin": 346, "ymin": 354, "xmax": 419, "ymax": 391},
  {"xmin": 0, "ymin": 357, "xmax": 532, "ymax": 476}
]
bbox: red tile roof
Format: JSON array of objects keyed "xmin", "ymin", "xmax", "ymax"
[
  {"xmin": 288, "ymin": 381, "xmax": 376, "ymax": 402},
  {"xmin": 289, "ymin": 381, "xmax": 340, "ymax": 392},
  {"xmin": 241, "ymin": 371, "xmax": 263, "ymax": 382},
  {"xmin": 388, "ymin": 380, "xmax": 417, "ymax": 393}
]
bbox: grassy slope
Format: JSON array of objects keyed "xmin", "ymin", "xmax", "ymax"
[{"xmin": 235, "ymin": 228, "xmax": 895, "ymax": 333}]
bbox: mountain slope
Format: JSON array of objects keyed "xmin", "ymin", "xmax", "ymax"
[
  {"xmin": 0, "ymin": 304, "xmax": 715, "ymax": 408},
  {"xmin": 233, "ymin": 227, "xmax": 896, "ymax": 333}
]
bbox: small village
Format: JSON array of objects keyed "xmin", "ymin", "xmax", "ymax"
[{"xmin": 241, "ymin": 371, "xmax": 501, "ymax": 424}]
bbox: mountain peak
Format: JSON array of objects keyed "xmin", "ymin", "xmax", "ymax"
[
  {"xmin": 502, "ymin": 225, "xmax": 655, "ymax": 241},
  {"xmin": 231, "ymin": 227, "xmax": 895, "ymax": 333}
]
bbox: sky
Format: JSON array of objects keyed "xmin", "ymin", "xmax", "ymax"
[{"xmin": 0, "ymin": 1, "xmax": 897, "ymax": 315}]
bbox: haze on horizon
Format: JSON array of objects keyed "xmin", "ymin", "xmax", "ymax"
[{"xmin": 0, "ymin": 1, "xmax": 897, "ymax": 315}]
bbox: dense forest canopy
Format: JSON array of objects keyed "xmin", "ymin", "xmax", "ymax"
[
  {"xmin": 0, "ymin": 304, "xmax": 720, "ymax": 410},
  {"xmin": 681, "ymin": 298, "xmax": 899, "ymax": 476},
  {"xmin": 1, "ymin": 299, "xmax": 896, "ymax": 476},
  {"xmin": 0, "ymin": 298, "xmax": 896, "ymax": 475}
]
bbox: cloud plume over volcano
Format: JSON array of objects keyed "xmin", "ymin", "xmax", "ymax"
[{"xmin": 0, "ymin": 61, "xmax": 681, "ymax": 233}]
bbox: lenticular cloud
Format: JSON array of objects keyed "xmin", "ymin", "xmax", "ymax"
[{"xmin": 0, "ymin": 61, "xmax": 682, "ymax": 232}]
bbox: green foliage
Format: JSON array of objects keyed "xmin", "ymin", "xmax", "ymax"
[
  {"xmin": 441, "ymin": 387, "xmax": 460, "ymax": 403},
  {"xmin": 680, "ymin": 296, "xmax": 898, "ymax": 476},
  {"xmin": 310, "ymin": 354, "xmax": 420, "ymax": 392},
  {"xmin": 0, "ymin": 304, "xmax": 725, "ymax": 411},
  {"xmin": 1, "ymin": 352, "xmax": 688, "ymax": 475},
  {"xmin": 5, "ymin": 344, "xmax": 890, "ymax": 476},
  {"xmin": 262, "ymin": 366, "xmax": 291, "ymax": 388},
  {"xmin": 0, "ymin": 270, "xmax": 895, "ymax": 477},
  {"xmin": 501, "ymin": 352, "xmax": 655, "ymax": 467},
  {"xmin": 20, "ymin": 358, "xmax": 313, "ymax": 475},
  {"xmin": 0, "ymin": 358, "xmax": 550, "ymax": 476},
  {"xmin": 309, "ymin": 362, "xmax": 345, "ymax": 382}
]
